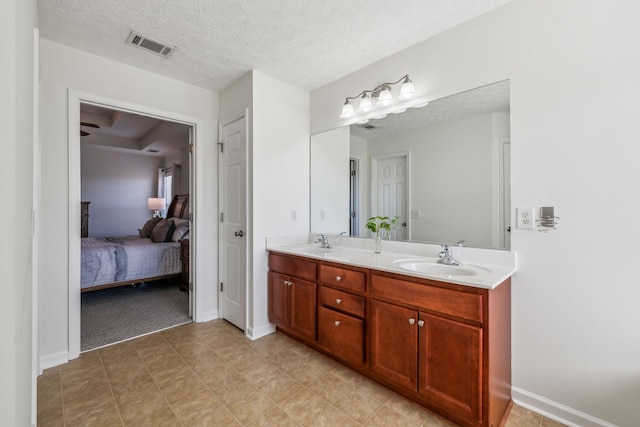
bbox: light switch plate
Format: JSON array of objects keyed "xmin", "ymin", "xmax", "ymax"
[
  {"xmin": 516, "ymin": 207, "xmax": 534, "ymax": 230},
  {"xmin": 411, "ymin": 210, "xmax": 421, "ymax": 219}
]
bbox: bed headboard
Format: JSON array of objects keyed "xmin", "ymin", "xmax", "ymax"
[{"xmin": 166, "ymin": 194, "xmax": 189, "ymax": 219}]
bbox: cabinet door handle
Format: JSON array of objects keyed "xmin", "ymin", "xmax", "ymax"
[
  {"xmin": 284, "ymin": 280, "xmax": 292, "ymax": 286},
  {"xmin": 408, "ymin": 318, "xmax": 416, "ymax": 325},
  {"xmin": 417, "ymin": 320, "xmax": 425, "ymax": 327},
  {"xmin": 334, "ymin": 320, "xmax": 341, "ymax": 326},
  {"xmin": 335, "ymin": 276, "xmax": 343, "ymax": 281},
  {"xmin": 335, "ymin": 298, "xmax": 342, "ymax": 304}
]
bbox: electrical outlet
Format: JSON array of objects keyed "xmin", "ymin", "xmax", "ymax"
[
  {"xmin": 320, "ymin": 210, "xmax": 325, "ymax": 221},
  {"xmin": 290, "ymin": 209, "xmax": 297, "ymax": 221},
  {"xmin": 516, "ymin": 207, "xmax": 534, "ymax": 230}
]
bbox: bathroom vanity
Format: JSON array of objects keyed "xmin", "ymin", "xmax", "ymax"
[{"xmin": 267, "ymin": 241, "xmax": 514, "ymax": 427}]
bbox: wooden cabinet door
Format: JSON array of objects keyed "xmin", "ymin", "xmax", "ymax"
[
  {"xmin": 370, "ymin": 300, "xmax": 418, "ymax": 390},
  {"xmin": 318, "ymin": 306, "xmax": 364, "ymax": 366},
  {"xmin": 268, "ymin": 272, "xmax": 290, "ymax": 328},
  {"xmin": 418, "ymin": 313, "xmax": 483, "ymax": 424},
  {"xmin": 290, "ymin": 277, "xmax": 317, "ymax": 341}
]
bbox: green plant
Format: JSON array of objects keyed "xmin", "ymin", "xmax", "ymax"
[{"xmin": 365, "ymin": 216, "xmax": 399, "ymax": 238}]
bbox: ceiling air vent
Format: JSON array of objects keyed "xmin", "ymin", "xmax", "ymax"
[
  {"xmin": 126, "ymin": 31, "xmax": 175, "ymax": 58},
  {"xmin": 358, "ymin": 123, "xmax": 378, "ymax": 130}
]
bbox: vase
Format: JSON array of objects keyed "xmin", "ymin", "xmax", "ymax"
[{"xmin": 374, "ymin": 234, "xmax": 382, "ymax": 253}]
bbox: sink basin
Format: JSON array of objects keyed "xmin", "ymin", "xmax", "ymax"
[{"xmin": 393, "ymin": 260, "xmax": 489, "ymax": 277}]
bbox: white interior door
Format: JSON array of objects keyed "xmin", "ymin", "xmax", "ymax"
[
  {"xmin": 219, "ymin": 116, "xmax": 247, "ymax": 330},
  {"xmin": 373, "ymin": 155, "xmax": 407, "ymax": 240},
  {"xmin": 501, "ymin": 140, "xmax": 511, "ymax": 250}
]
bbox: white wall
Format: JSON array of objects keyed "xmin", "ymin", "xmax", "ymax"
[
  {"xmin": 81, "ymin": 146, "xmax": 162, "ymax": 237},
  {"xmin": 219, "ymin": 70, "xmax": 309, "ymax": 339},
  {"xmin": 310, "ymin": 126, "xmax": 350, "ymax": 234},
  {"xmin": 311, "ymin": 1, "xmax": 640, "ymax": 426},
  {"xmin": 0, "ymin": 0, "xmax": 37, "ymax": 425},
  {"xmin": 38, "ymin": 39, "xmax": 219, "ymax": 366},
  {"xmin": 251, "ymin": 71, "xmax": 310, "ymax": 337}
]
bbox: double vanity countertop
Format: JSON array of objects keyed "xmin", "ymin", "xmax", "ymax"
[{"xmin": 266, "ymin": 235, "xmax": 516, "ymax": 290}]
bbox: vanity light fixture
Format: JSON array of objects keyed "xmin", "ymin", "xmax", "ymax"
[{"xmin": 340, "ymin": 74, "xmax": 416, "ymax": 118}]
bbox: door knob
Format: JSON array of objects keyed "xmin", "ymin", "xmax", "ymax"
[
  {"xmin": 334, "ymin": 320, "xmax": 341, "ymax": 326},
  {"xmin": 408, "ymin": 318, "xmax": 415, "ymax": 325},
  {"xmin": 335, "ymin": 276, "xmax": 343, "ymax": 281},
  {"xmin": 417, "ymin": 320, "xmax": 425, "ymax": 327},
  {"xmin": 335, "ymin": 298, "xmax": 342, "ymax": 304},
  {"xmin": 234, "ymin": 230, "xmax": 244, "ymax": 237},
  {"xmin": 402, "ymin": 222, "xmax": 407, "ymax": 227}
]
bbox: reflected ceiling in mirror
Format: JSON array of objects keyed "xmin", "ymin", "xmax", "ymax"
[{"xmin": 310, "ymin": 80, "xmax": 511, "ymax": 250}]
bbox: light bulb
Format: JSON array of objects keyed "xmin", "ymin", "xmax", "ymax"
[
  {"xmin": 399, "ymin": 77, "xmax": 415, "ymax": 100},
  {"xmin": 359, "ymin": 94, "xmax": 372, "ymax": 112},
  {"xmin": 378, "ymin": 86, "xmax": 392, "ymax": 106},
  {"xmin": 340, "ymin": 100, "xmax": 354, "ymax": 118}
]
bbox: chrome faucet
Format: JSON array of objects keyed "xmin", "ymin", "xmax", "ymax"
[
  {"xmin": 314, "ymin": 234, "xmax": 333, "ymax": 249},
  {"xmin": 437, "ymin": 240, "xmax": 464, "ymax": 266}
]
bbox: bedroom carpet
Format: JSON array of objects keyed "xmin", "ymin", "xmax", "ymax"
[{"xmin": 81, "ymin": 279, "xmax": 190, "ymax": 351}]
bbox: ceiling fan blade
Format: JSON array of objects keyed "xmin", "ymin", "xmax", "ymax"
[{"xmin": 80, "ymin": 122, "xmax": 100, "ymax": 129}]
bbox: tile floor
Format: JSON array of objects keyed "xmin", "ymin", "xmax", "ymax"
[{"xmin": 38, "ymin": 319, "xmax": 565, "ymax": 426}]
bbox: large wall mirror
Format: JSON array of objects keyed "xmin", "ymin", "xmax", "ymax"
[{"xmin": 310, "ymin": 80, "xmax": 511, "ymax": 250}]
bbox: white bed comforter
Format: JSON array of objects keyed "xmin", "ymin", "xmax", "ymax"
[{"xmin": 81, "ymin": 236, "xmax": 181, "ymax": 289}]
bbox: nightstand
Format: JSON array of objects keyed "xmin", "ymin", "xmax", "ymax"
[{"xmin": 179, "ymin": 239, "xmax": 189, "ymax": 291}]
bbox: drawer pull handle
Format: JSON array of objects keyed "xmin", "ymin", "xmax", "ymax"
[
  {"xmin": 335, "ymin": 276, "xmax": 343, "ymax": 281},
  {"xmin": 409, "ymin": 318, "xmax": 416, "ymax": 325},
  {"xmin": 334, "ymin": 320, "xmax": 341, "ymax": 326},
  {"xmin": 417, "ymin": 320, "xmax": 425, "ymax": 327},
  {"xmin": 335, "ymin": 298, "xmax": 342, "ymax": 304}
]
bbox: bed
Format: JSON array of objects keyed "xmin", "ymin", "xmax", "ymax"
[{"xmin": 81, "ymin": 194, "xmax": 189, "ymax": 292}]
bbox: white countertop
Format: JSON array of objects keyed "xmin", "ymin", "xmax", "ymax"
[{"xmin": 266, "ymin": 235, "xmax": 516, "ymax": 290}]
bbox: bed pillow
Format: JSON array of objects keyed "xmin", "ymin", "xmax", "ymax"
[
  {"xmin": 171, "ymin": 225, "xmax": 189, "ymax": 242},
  {"xmin": 150, "ymin": 219, "xmax": 176, "ymax": 243},
  {"xmin": 139, "ymin": 217, "xmax": 162, "ymax": 238},
  {"xmin": 172, "ymin": 218, "xmax": 189, "ymax": 228}
]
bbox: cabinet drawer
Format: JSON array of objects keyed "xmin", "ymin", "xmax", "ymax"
[
  {"xmin": 371, "ymin": 274, "xmax": 482, "ymax": 323},
  {"xmin": 318, "ymin": 306, "xmax": 364, "ymax": 366},
  {"xmin": 320, "ymin": 264, "xmax": 365, "ymax": 293},
  {"xmin": 269, "ymin": 253, "xmax": 317, "ymax": 281},
  {"xmin": 319, "ymin": 286, "xmax": 365, "ymax": 318}
]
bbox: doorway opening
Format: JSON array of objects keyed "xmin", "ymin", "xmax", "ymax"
[
  {"xmin": 68, "ymin": 91, "xmax": 200, "ymax": 358},
  {"xmin": 371, "ymin": 153, "xmax": 409, "ymax": 240}
]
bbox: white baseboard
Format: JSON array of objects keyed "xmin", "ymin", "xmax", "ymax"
[
  {"xmin": 39, "ymin": 351, "xmax": 69, "ymax": 373},
  {"xmin": 512, "ymin": 386, "xmax": 617, "ymax": 427},
  {"xmin": 245, "ymin": 323, "xmax": 276, "ymax": 341},
  {"xmin": 196, "ymin": 309, "xmax": 218, "ymax": 323}
]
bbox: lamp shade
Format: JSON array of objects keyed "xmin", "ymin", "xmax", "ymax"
[
  {"xmin": 340, "ymin": 100, "xmax": 354, "ymax": 118},
  {"xmin": 147, "ymin": 197, "xmax": 166, "ymax": 211},
  {"xmin": 399, "ymin": 78, "xmax": 415, "ymax": 100},
  {"xmin": 378, "ymin": 86, "xmax": 392, "ymax": 106}
]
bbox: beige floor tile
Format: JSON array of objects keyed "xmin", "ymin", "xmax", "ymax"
[
  {"xmin": 210, "ymin": 372, "xmax": 259, "ymax": 405},
  {"xmin": 38, "ymin": 319, "xmax": 548, "ymax": 427},
  {"xmin": 306, "ymin": 405, "xmax": 360, "ymax": 427},
  {"xmin": 364, "ymin": 406, "xmax": 421, "ymax": 427},
  {"xmin": 308, "ymin": 372, "xmax": 355, "ymax": 404},
  {"xmin": 37, "ymin": 406, "xmax": 64, "ymax": 427},
  {"xmin": 334, "ymin": 388, "xmax": 384, "ymax": 424},
  {"xmin": 280, "ymin": 388, "xmax": 328, "ymax": 424},
  {"xmin": 541, "ymin": 416, "xmax": 567, "ymax": 427},
  {"xmin": 126, "ymin": 406, "xmax": 181, "ymax": 427},
  {"xmin": 63, "ymin": 393, "xmax": 119, "ymax": 426},
  {"xmin": 153, "ymin": 364, "xmax": 208, "ymax": 405},
  {"xmin": 117, "ymin": 390, "xmax": 169, "ymax": 425},
  {"xmin": 171, "ymin": 389, "xmax": 224, "ymax": 425},
  {"xmin": 384, "ymin": 394, "xmax": 432, "ymax": 425},
  {"xmin": 225, "ymin": 388, "xmax": 276, "ymax": 425},
  {"xmin": 65, "ymin": 405, "xmax": 123, "ymax": 427},
  {"xmin": 246, "ymin": 407, "xmax": 300, "ymax": 427}
]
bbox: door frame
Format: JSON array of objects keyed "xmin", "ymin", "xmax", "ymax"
[
  {"xmin": 218, "ymin": 110, "xmax": 250, "ymax": 332},
  {"xmin": 67, "ymin": 90, "xmax": 203, "ymax": 359},
  {"xmin": 370, "ymin": 151, "xmax": 411, "ymax": 239}
]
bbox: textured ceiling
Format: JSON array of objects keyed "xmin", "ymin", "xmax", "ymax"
[{"xmin": 38, "ymin": 0, "xmax": 512, "ymax": 92}]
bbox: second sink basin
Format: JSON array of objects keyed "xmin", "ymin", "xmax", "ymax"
[{"xmin": 393, "ymin": 260, "xmax": 490, "ymax": 277}]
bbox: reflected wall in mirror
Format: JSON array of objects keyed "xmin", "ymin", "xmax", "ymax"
[{"xmin": 310, "ymin": 80, "xmax": 511, "ymax": 250}]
